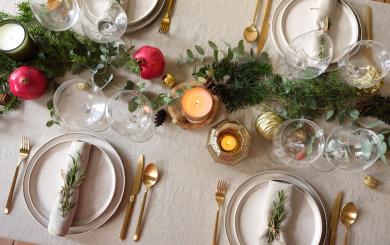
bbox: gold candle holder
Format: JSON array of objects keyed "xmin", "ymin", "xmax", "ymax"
[{"xmin": 206, "ymin": 120, "xmax": 251, "ymax": 165}]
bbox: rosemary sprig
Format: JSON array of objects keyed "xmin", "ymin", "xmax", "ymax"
[
  {"xmin": 59, "ymin": 153, "xmax": 86, "ymax": 217},
  {"xmin": 266, "ymin": 190, "xmax": 288, "ymax": 244}
]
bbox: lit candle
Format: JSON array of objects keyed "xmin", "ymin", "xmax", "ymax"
[
  {"xmin": 220, "ymin": 134, "xmax": 238, "ymax": 152},
  {"xmin": 181, "ymin": 87, "xmax": 213, "ymax": 123},
  {"xmin": 0, "ymin": 21, "xmax": 36, "ymax": 61}
]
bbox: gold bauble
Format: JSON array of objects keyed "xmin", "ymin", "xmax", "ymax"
[
  {"xmin": 255, "ymin": 111, "xmax": 284, "ymax": 141},
  {"xmin": 363, "ymin": 175, "xmax": 378, "ymax": 189},
  {"xmin": 162, "ymin": 73, "xmax": 176, "ymax": 88},
  {"xmin": 360, "ymin": 80, "xmax": 384, "ymax": 95},
  {"xmin": 0, "ymin": 93, "xmax": 8, "ymax": 106}
]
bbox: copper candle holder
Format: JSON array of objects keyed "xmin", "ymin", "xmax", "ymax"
[{"xmin": 206, "ymin": 120, "xmax": 251, "ymax": 165}]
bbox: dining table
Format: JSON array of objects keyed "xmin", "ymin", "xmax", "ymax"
[{"xmin": 0, "ymin": 0, "xmax": 390, "ymax": 244}]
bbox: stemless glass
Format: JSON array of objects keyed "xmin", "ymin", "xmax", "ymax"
[
  {"xmin": 338, "ymin": 40, "xmax": 390, "ymax": 88},
  {"xmin": 29, "ymin": 0, "xmax": 80, "ymax": 31},
  {"xmin": 283, "ymin": 30, "xmax": 333, "ymax": 80},
  {"xmin": 324, "ymin": 126, "xmax": 382, "ymax": 172},
  {"xmin": 53, "ymin": 79, "xmax": 108, "ymax": 132},
  {"xmin": 106, "ymin": 90, "xmax": 155, "ymax": 143},
  {"xmin": 269, "ymin": 119, "xmax": 325, "ymax": 168},
  {"xmin": 80, "ymin": 0, "xmax": 127, "ymax": 43}
]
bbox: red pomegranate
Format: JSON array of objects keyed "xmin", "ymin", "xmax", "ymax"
[
  {"xmin": 133, "ymin": 46, "xmax": 166, "ymax": 79},
  {"xmin": 8, "ymin": 66, "xmax": 47, "ymax": 100}
]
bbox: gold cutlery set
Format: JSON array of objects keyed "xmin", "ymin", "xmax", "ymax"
[
  {"xmin": 4, "ymin": 136, "xmax": 30, "ymax": 214},
  {"xmin": 243, "ymin": 0, "xmax": 273, "ymax": 54},
  {"xmin": 329, "ymin": 192, "xmax": 358, "ymax": 245},
  {"xmin": 159, "ymin": 0, "xmax": 175, "ymax": 34},
  {"xmin": 212, "ymin": 180, "xmax": 227, "ymax": 245},
  {"xmin": 119, "ymin": 155, "xmax": 159, "ymax": 241}
]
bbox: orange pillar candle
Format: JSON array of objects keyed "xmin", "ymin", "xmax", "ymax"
[
  {"xmin": 220, "ymin": 134, "xmax": 238, "ymax": 152},
  {"xmin": 181, "ymin": 87, "xmax": 213, "ymax": 123}
]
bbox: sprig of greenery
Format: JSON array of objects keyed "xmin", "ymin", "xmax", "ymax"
[
  {"xmin": 46, "ymin": 99, "xmax": 60, "ymax": 127},
  {"xmin": 266, "ymin": 190, "xmax": 287, "ymax": 243},
  {"xmin": 59, "ymin": 153, "xmax": 86, "ymax": 217}
]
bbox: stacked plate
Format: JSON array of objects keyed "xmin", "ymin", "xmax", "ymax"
[
  {"xmin": 225, "ymin": 171, "xmax": 328, "ymax": 245},
  {"xmin": 271, "ymin": 0, "xmax": 362, "ymax": 63},
  {"xmin": 23, "ymin": 133, "xmax": 125, "ymax": 234},
  {"xmin": 125, "ymin": 0, "xmax": 166, "ymax": 33}
]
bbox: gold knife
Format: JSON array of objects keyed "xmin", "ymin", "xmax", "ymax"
[
  {"xmin": 256, "ymin": 0, "xmax": 273, "ymax": 54},
  {"xmin": 119, "ymin": 155, "xmax": 144, "ymax": 240},
  {"xmin": 329, "ymin": 191, "xmax": 344, "ymax": 245}
]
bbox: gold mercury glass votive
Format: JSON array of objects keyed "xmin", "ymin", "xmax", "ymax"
[{"xmin": 206, "ymin": 120, "xmax": 251, "ymax": 165}]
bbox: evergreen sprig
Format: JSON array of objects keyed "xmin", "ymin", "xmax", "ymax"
[
  {"xmin": 266, "ymin": 190, "xmax": 287, "ymax": 243},
  {"xmin": 59, "ymin": 153, "xmax": 86, "ymax": 217},
  {"xmin": 357, "ymin": 95, "xmax": 390, "ymax": 124}
]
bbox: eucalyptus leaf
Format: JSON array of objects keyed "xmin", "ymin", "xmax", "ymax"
[
  {"xmin": 46, "ymin": 120, "xmax": 59, "ymax": 127},
  {"xmin": 367, "ymin": 120, "xmax": 385, "ymax": 129},
  {"xmin": 99, "ymin": 45, "xmax": 109, "ymax": 54},
  {"xmin": 213, "ymin": 50, "xmax": 219, "ymax": 61},
  {"xmin": 325, "ymin": 109, "xmax": 335, "ymax": 121},
  {"xmin": 225, "ymin": 48, "xmax": 233, "ymax": 61},
  {"xmin": 238, "ymin": 40, "xmax": 245, "ymax": 55},
  {"xmin": 347, "ymin": 108, "xmax": 359, "ymax": 121},
  {"xmin": 111, "ymin": 46, "xmax": 131, "ymax": 67},
  {"xmin": 47, "ymin": 99, "xmax": 54, "ymax": 110},
  {"xmin": 208, "ymin": 41, "xmax": 218, "ymax": 50},
  {"xmin": 100, "ymin": 55, "xmax": 107, "ymax": 62},
  {"xmin": 176, "ymin": 89, "xmax": 184, "ymax": 97},
  {"xmin": 186, "ymin": 49, "xmax": 194, "ymax": 59},
  {"xmin": 195, "ymin": 45, "xmax": 205, "ymax": 55},
  {"xmin": 127, "ymin": 59, "xmax": 141, "ymax": 75},
  {"xmin": 128, "ymin": 99, "xmax": 138, "ymax": 112}
]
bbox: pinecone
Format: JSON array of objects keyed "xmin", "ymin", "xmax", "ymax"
[{"xmin": 154, "ymin": 109, "xmax": 167, "ymax": 127}]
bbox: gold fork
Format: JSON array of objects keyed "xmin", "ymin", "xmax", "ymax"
[
  {"xmin": 213, "ymin": 180, "xmax": 227, "ymax": 245},
  {"xmin": 4, "ymin": 136, "xmax": 30, "ymax": 214},
  {"xmin": 158, "ymin": 0, "xmax": 175, "ymax": 34}
]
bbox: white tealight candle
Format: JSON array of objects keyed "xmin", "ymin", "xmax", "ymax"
[
  {"xmin": 0, "ymin": 21, "xmax": 36, "ymax": 61},
  {"xmin": 0, "ymin": 23, "xmax": 26, "ymax": 51}
]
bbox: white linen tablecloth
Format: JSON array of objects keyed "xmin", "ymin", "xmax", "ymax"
[{"xmin": 0, "ymin": 0, "xmax": 389, "ymax": 244}]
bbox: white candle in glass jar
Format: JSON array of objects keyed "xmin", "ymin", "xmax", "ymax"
[{"xmin": 0, "ymin": 23, "xmax": 26, "ymax": 51}]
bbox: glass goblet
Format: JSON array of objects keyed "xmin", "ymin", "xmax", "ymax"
[
  {"xmin": 53, "ymin": 79, "xmax": 108, "ymax": 132},
  {"xmin": 29, "ymin": 0, "xmax": 80, "ymax": 31},
  {"xmin": 338, "ymin": 40, "xmax": 390, "ymax": 88},
  {"xmin": 106, "ymin": 90, "xmax": 155, "ymax": 143},
  {"xmin": 80, "ymin": 0, "xmax": 127, "ymax": 43},
  {"xmin": 270, "ymin": 119, "xmax": 325, "ymax": 168},
  {"xmin": 324, "ymin": 126, "xmax": 382, "ymax": 172},
  {"xmin": 283, "ymin": 30, "xmax": 333, "ymax": 80}
]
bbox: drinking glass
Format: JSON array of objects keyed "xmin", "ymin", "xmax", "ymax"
[
  {"xmin": 53, "ymin": 79, "xmax": 108, "ymax": 132},
  {"xmin": 283, "ymin": 30, "xmax": 333, "ymax": 80},
  {"xmin": 269, "ymin": 119, "xmax": 325, "ymax": 168},
  {"xmin": 338, "ymin": 40, "xmax": 390, "ymax": 88},
  {"xmin": 80, "ymin": 0, "xmax": 127, "ymax": 43},
  {"xmin": 106, "ymin": 90, "xmax": 155, "ymax": 142},
  {"xmin": 29, "ymin": 0, "xmax": 79, "ymax": 31},
  {"xmin": 324, "ymin": 126, "xmax": 382, "ymax": 172}
]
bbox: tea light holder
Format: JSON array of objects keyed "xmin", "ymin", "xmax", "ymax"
[
  {"xmin": 167, "ymin": 81, "xmax": 219, "ymax": 130},
  {"xmin": 0, "ymin": 20, "xmax": 36, "ymax": 61},
  {"xmin": 206, "ymin": 120, "xmax": 251, "ymax": 165}
]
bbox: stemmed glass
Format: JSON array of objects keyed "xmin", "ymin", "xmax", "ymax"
[
  {"xmin": 278, "ymin": 30, "xmax": 334, "ymax": 80},
  {"xmin": 79, "ymin": 0, "xmax": 128, "ymax": 43},
  {"xmin": 338, "ymin": 40, "xmax": 390, "ymax": 88},
  {"xmin": 29, "ymin": 0, "xmax": 80, "ymax": 31},
  {"xmin": 324, "ymin": 126, "xmax": 382, "ymax": 172},
  {"xmin": 106, "ymin": 90, "xmax": 155, "ymax": 143},
  {"xmin": 269, "ymin": 119, "xmax": 326, "ymax": 168}
]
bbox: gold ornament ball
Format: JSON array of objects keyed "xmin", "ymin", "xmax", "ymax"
[
  {"xmin": 0, "ymin": 93, "xmax": 9, "ymax": 106},
  {"xmin": 255, "ymin": 111, "xmax": 284, "ymax": 141},
  {"xmin": 363, "ymin": 175, "xmax": 378, "ymax": 189},
  {"xmin": 162, "ymin": 73, "xmax": 176, "ymax": 88}
]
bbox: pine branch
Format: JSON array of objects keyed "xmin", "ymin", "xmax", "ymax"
[
  {"xmin": 266, "ymin": 190, "xmax": 288, "ymax": 243},
  {"xmin": 357, "ymin": 95, "xmax": 390, "ymax": 124}
]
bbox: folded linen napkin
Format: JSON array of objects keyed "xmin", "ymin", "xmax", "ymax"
[
  {"xmin": 315, "ymin": 0, "xmax": 337, "ymax": 32},
  {"xmin": 48, "ymin": 141, "xmax": 92, "ymax": 236},
  {"xmin": 258, "ymin": 181, "xmax": 294, "ymax": 245}
]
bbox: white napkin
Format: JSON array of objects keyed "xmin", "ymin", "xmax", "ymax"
[
  {"xmin": 258, "ymin": 181, "xmax": 294, "ymax": 245},
  {"xmin": 315, "ymin": 0, "xmax": 337, "ymax": 32},
  {"xmin": 48, "ymin": 141, "xmax": 92, "ymax": 236}
]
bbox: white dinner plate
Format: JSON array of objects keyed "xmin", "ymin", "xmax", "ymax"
[
  {"xmin": 225, "ymin": 171, "xmax": 327, "ymax": 245},
  {"xmin": 127, "ymin": 0, "xmax": 159, "ymax": 25},
  {"xmin": 271, "ymin": 0, "xmax": 362, "ymax": 63},
  {"xmin": 126, "ymin": 0, "xmax": 166, "ymax": 33},
  {"xmin": 23, "ymin": 133, "xmax": 125, "ymax": 234}
]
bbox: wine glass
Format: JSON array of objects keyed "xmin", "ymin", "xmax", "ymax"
[
  {"xmin": 269, "ymin": 119, "xmax": 325, "ymax": 168},
  {"xmin": 106, "ymin": 90, "xmax": 155, "ymax": 143},
  {"xmin": 80, "ymin": 0, "xmax": 127, "ymax": 43},
  {"xmin": 324, "ymin": 126, "xmax": 382, "ymax": 172},
  {"xmin": 281, "ymin": 30, "xmax": 333, "ymax": 80},
  {"xmin": 338, "ymin": 40, "xmax": 390, "ymax": 88},
  {"xmin": 53, "ymin": 79, "xmax": 108, "ymax": 132},
  {"xmin": 29, "ymin": 0, "xmax": 80, "ymax": 31}
]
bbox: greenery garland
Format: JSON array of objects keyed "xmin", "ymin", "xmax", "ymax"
[{"xmin": 0, "ymin": 2, "xmax": 131, "ymax": 115}]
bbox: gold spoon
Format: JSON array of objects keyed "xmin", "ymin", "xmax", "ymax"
[
  {"xmin": 340, "ymin": 202, "xmax": 358, "ymax": 245},
  {"xmin": 243, "ymin": 0, "xmax": 261, "ymax": 43},
  {"xmin": 133, "ymin": 163, "xmax": 159, "ymax": 241}
]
